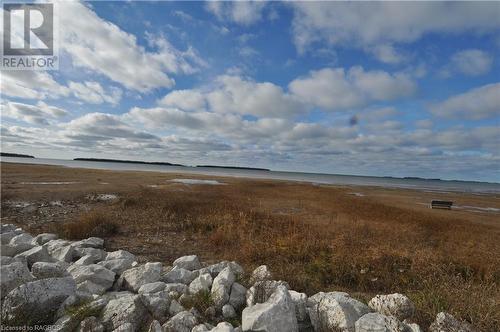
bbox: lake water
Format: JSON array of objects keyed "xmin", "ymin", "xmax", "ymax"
[{"xmin": 2, "ymin": 156, "xmax": 500, "ymax": 194}]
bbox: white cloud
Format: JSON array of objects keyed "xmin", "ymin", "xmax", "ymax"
[
  {"xmin": 156, "ymin": 75, "xmax": 305, "ymax": 118},
  {"xmin": 205, "ymin": 1, "xmax": 266, "ymax": 25},
  {"xmin": 1, "ymin": 101, "xmax": 68, "ymax": 125},
  {"xmin": 1, "ymin": 71, "xmax": 70, "ymax": 100},
  {"xmin": 59, "ymin": 1, "xmax": 204, "ymax": 92},
  {"xmin": 65, "ymin": 113, "xmax": 157, "ymax": 141},
  {"xmin": 368, "ymin": 44, "xmax": 407, "ymax": 64},
  {"xmin": 288, "ymin": 67, "xmax": 416, "ymax": 111},
  {"xmin": 291, "ymin": 2, "xmax": 500, "ymax": 57},
  {"xmin": 68, "ymin": 81, "xmax": 122, "ymax": 105},
  {"xmin": 158, "ymin": 90, "xmax": 206, "ymax": 112},
  {"xmin": 451, "ymin": 49, "xmax": 493, "ymax": 76},
  {"xmin": 430, "ymin": 83, "xmax": 500, "ymax": 120}
]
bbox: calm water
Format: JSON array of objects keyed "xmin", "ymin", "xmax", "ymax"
[{"xmin": 2, "ymin": 157, "xmax": 500, "ymax": 194}]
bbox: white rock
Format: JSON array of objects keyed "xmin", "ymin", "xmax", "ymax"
[
  {"xmin": 73, "ymin": 237, "xmax": 104, "ymax": 249},
  {"xmin": 192, "ymin": 324, "xmax": 211, "ymax": 332},
  {"xmin": 355, "ymin": 312, "xmax": 407, "ymax": 332},
  {"xmin": 74, "ymin": 254, "xmax": 97, "ymax": 266},
  {"xmin": 246, "ymin": 280, "xmax": 290, "ymax": 307},
  {"xmin": 229, "ymin": 282, "xmax": 247, "ymax": 310},
  {"xmin": 169, "ymin": 299, "xmax": 185, "ymax": 316},
  {"xmin": 242, "ymin": 285, "xmax": 298, "ymax": 332},
  {"xmin": 0, "ymin": 255, "xmax": 26, "ymax": 266},
  {"xmin": 173, "ymin": 255, "xmax": 201, "ymax": 271},
  {"xmin": 1, "ymin": 230, "xmax": 23, "ymax": 245},
  {"xmin": 148, "ymin": 320, "xmax": 162, "ymax": 332},
  {"xmin": 406, "ymin": 323, "xmax": 422, "ymax": 332},
  {"xmin": 120, "ymin": 262, "xmax": 162, "ymax": 292},
  {"xmin": 46, "ymin": 239, "xmax": 75, "ymax": 262},
  {"xmin": 98, "ymin": 258, "xmax": 135, "ymax": 275},
  {"xmin": 31, "ymin": 261, "xmax": 69, "ymax": 279},
  {"xmin": 1, "ymin": 243, "xmax": 35, "ymax": 257},
  {"xmin": 222, "ymin": 304, "xmax": 237, "ymax": 319},
  {"xmin": 140, "ymin": 291, "xmax": 170, "ymax": 321},
  {"xmin": 74, "ymin": 247, "xmax": 106, "ymax": 262},
  {"xmin": 429, "ymin": 312, "xmax": 476, "ymax": 332},
  {"xmin": 189, "ymin": 273, "xmax": 213, "ymax": 294},
  {"xmin": 33, "ymin": 233, "xmax": 58, "ymax": 245},
  {"xmin": 1, "ymin": 277, "xmax": 76, "ymax": 325},
  {"xmin": 77, "ymin": 316, "xmax": 105, "ymax": 332},
  {"xmin": 162, "ymin": 311, "xmax": 197, "ymax": 332},
  {"xmin": 15, "ymin": 245, "xmax": 54, "ymax": 267},
  {"xmin": 211, "ymin": 266, "xmax": 236, "ymax": 309},
  {"xmin": 162, "ymin": 266, "xmax": 195, "ymax": 284},
  {"xmin": 307, "ymin": 292, "xmax": 371, "ymax": 332},
  {"xmin": 250, "ymin": 265, "xmax": 272, "ymax": 284},
  {"xmin": 106, "ymin": 249, "xmax": 136, "ymax": 261},
  {"xmin": 289, "ymin": 290, "xmax": 308, "ymax": 322},
  {"xmin": 0, "ymin": 261, "xmax": 35, "ymax": 299},
  {"xmin": 206, "ymin": 261, "xmax": 244, "ymax": 277},
  {"xmin": 101, "ymin": 294, "xmax": 149, "ymax": 331},
  {"xmin": 68, "ymin": 264, "xmax": 116, "ymax": 292},
  {"xmin": 139, "ymin": 281, "xmax": 166, "ymax": 294},
  {"xmin": 77, "ymin": 280, "xmax": 109, "ymax": 295},
  {"xmin": 113, "ymin": 322, "xmax": 134, "ymax": 332},
  {"xmin": 368, "ymin": 293, "xmax": 415, "ymax": 321},
  {"xmin": 164, "ymin": 282, "xmax": 189, "ymax": 295},
  {"xmin": 211, "ymin": 322, "xmax": 234, "ymax": 332},
  {"xmin": 9, "ymin": 233, "xmax": 34, "ymax": 246}
]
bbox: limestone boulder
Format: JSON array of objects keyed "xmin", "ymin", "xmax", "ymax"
[
  {"xmin": 101, "ymin": 294, "xmax": 149, "ymax": 331},
  {"xmin": 162, "ymin": 311, "xmax": 198, "ymax": 332},
  {"xmin": 1, "ymin": 277, "xmax": 76, "ymax": 325},
  {"xmin": 173, "ymin": 255, "xmax": 201, "ymax": 271},
  {"xmin": 307, "ymin": 291, "xmax": 370, "ymax": 332},
  {"xmin": 120, "ymin": 262, "xmax": 162, "ymax": 292},
  {"xmin": 31, "ymin": 261, "xmax": 69, "ymax": 279},
  {"xmin": 429, "ymin": 312, "xmax": 476, "ymax": 332},
  {"xmin": 355, "ymin": 313, "xmax": 407, "ymax": 332},
  {"xmin": 242, "ymin": 285, "xmax": 298, "ymax": 332},
  {"xmin": 368, "ymin": 293, "xmax": 415, "ymax": 321},
  {"xmin": 211, "ymin": 266, "xmax": 236, "ymax": 309},
  {"xmin": 0, "ymin": 261, "xmax": 35, "ymax": 299}
]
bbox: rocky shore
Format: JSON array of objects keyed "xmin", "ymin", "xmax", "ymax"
[{"xmin": 1, "ymin": 224, "xmax": 476, "ymax": 332}]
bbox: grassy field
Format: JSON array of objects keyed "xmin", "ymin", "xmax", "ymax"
[{"xmin": 1, "ymin": 162, "xmax": 499, "ymax": 330}]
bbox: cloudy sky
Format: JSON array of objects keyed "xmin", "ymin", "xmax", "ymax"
[{"xmin": 1, "ymin": 1, "xmax": 499, "ymax": 182}]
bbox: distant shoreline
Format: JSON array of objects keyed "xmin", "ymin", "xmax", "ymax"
[
  {"xmin": 0, "ymin": 152, "xmax": 35, "ymax": 158},
  {"xmin": 196, "ymin": 165, "xmax": 270, "ymax": 171},
  {"xmin": 73, "ymin": 158, "xmax": 185, "ymax": 167}
]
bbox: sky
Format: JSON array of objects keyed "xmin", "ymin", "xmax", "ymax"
[{"xmin": 1, "ymin": 1, "xmax": 499, "ymax": 182}]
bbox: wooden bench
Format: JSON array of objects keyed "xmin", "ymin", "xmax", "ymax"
[{"xmin": 430, "ymin": 200, "xmax": 453, "ymax": 209}]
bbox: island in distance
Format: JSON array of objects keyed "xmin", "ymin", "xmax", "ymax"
[
  {"xmin": 0, "ymin": 152, "xmax": 35, "ymax": 158},
  {"xmin": 74, "ymin": 158, "xmax": 270, "ymax": 171}
]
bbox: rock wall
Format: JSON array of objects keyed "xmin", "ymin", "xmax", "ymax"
[{"xmin": 0, "ymin": 224, "xmax": 476, "ymax": 332}]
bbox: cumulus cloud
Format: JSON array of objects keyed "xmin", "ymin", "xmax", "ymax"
[
  {"xmin": 59, "ymin": 1, "xmax": 204, "ymax": 92},
  {"xmin": 68, "ymin": 81, "xmax": 122, "ymax": 105},
  {"xmin": 1, "ymin": 71, "xmax": 70, "ymax": 100},
  {"xmin": 158, "ymin": 90, "xmax": 207, "ymax": 112},
  {"xmin": 64, "ymin": 113, "xmax": 157, "ymax": 141},
  {"xmin": 430, "ymin": 83, "xmax": 500, "ymax": 120},
  {"xmin": 1, "ymin": 101, "xmax": 68, "ymax": 125},
  {"xmin": 156, "ymin": 75, "xmax": 305, "ymax": 118},
  {"xmin": 288, "ymin": 67, "xmax": 416, "ymax": 111},
  {"xmin": 205, "ymin": 1, "xmax": 267, "ymax": 25},
  {"xmin": 290, "ymin": 2, "xmax": 500, "ymax": 58},
  {"xmin": 450, "ymin": 49, "xmax": 493, "ymax": 76}
]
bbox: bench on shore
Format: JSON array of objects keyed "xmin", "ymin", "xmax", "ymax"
[{"xmin": 431, "ymin": 200, "xmax": 453, "ymax": 209}]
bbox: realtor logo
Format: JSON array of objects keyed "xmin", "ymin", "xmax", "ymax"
[{"xmin": 2, "ymin": 2, "xmax": 58, "ymax": 70}]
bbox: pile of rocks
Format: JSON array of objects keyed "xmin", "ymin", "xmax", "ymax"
[{"xmin": 0, "ymin": 224, "xmax": 476, "ymax": 332}]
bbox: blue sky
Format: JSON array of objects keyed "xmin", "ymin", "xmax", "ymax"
[{"xmin": 1, "ymin": 1, "xmax": 499, "ymax": 182}]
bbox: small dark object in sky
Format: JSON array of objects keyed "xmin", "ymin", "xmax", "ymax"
[{"xmin": 349, "ymin": 115, "xmax": 359, "ymax": 126}]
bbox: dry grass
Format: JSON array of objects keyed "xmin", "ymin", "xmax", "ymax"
[
  {"xmin": 76, "ymin": 186, "xmax": 500, "ymax": 331},
  {"xmin": 2, "ymin": 163, "xmax": 499, "ymax": 330},
  {"xmin": 60, "ymin": 210, "xmax": 118, "ymax": 240}
]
